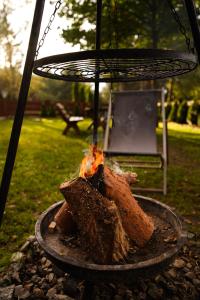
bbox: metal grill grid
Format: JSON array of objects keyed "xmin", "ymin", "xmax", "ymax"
[{"xmin": 33, "ymin": 49, "xmax": 197, "ymax": 82}]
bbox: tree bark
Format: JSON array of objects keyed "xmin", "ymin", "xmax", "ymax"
[
  {"xmin": 104, "ymin": 166, "xmax": 154, "ymax": 247},
  {"xmin": 54, "ymin": 201, "xmax": 76, "ymax": 234},
  {"xmin": 60, "ymin": 177, "xmax": 129, "ymax": 264}
]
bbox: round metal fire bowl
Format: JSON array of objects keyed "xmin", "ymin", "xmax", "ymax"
[
  {"xmin": 35, "ymin": 195, "xmax": 186, "ymax": 284},
  {"xmin": 33, "ymin": 49, "xmax": 197, "ymax": 83}
]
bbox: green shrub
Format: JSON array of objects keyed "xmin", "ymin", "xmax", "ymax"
[
  {"xmin": 41, "ymin": 102, "xmax": 48, "ymax": 117},
  {"xmin": 48, "ymin": 105, "xmax": 56, "ymax": 117},
  {"xmin": 177, "ymin": 101, "xmax": 188, "ymax": 124},
  {"xmin": 187, "ymin": 101, "xmax": 199, "ymax": 125},
  {"xmin": 41, "ymin": 102, "xmax": 56, "ymax": 117},
  {"xmin": 169, "ymin": 101, "xmax": 179, "ymax": 122}
]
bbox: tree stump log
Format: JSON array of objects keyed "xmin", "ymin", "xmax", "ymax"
[
  {"xmin": 104, "ymin": 166, "xmax": 154, "ymax": 247},
  {"xmin": 60, "ymin": 177, "xmax": 129, "ymax": 264},
  {"xmin": 54, "ymin": 201, "xmax": 76, "ymax": 234}
]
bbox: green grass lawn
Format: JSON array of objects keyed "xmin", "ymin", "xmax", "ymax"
[{"xmin": 0, "ymin": 118, "xmax": 200, "ymax": 270}]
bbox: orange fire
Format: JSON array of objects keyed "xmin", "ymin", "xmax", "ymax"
[{"xmin": 79, "ymin": 145, "xmax": 104, "ymax": 178}]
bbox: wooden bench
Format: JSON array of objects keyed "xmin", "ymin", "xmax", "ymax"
[{"xmin": 55, "ymin": 103, "xmax": 84, "ymax": 135}]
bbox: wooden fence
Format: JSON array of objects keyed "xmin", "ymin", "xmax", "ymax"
[
  {"xmin": 0, "ymin": 99, "xmax": 88, "ymax": 117},
  {"xmin": 0, "ymin": 100, "xmax": 41, "ymax": 117}
]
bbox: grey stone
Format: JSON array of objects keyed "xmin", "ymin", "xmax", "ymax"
[
  {"xmin": 11, "ymin": 271, "xmax": 21, "ymax": 283},
  {"xmin": 173, "ymin": 258, "xmax": 186, "ymax": 269},
  {"xmin": 125, "ymin": 289, "xmax": 133, "ymax": 299},
  {"xmin": 52, "ymin": 265, "xmax": 65, "ymax": 277},
  {"xmin": 186, "ymin": 262, "xmax": 192, "ymax": 269},
  {"xmin": 24, "ymin": 283, "xmax": 33, "ymax": 291},
  {"xmin": 167, "ymin": 268, "xmax": 177, "ymax": 279},
  {"xmin": 45, "ymin": 260, "xmax": 52, "ymax": 268},
  {"xmin": 10, "ymin": 252, "xmax": 24, "ymax": 263},
  {"xmin": 165, "ymin": 282, "xmax": 177, "ymax": 294},
  {"xmin": 33, "ymin": 287, "xmax": 45, "ymax": 298},
  {"xmin": 41, "ymin": 282, "xmax": 50, "ymax": 291},
  {"xmin": 192, "ymin": 278, "xmax": 200, "ymax": 286},
  {"xmin": 148, "ymin": 283, "xmax": 163, "ymax": 299},
  {"xmin": 31, "ymin": 274, "xmax": 41, "ymax": 283},
  {"xmin": 183, "ymin": 267, "xmax": 190, "ymax": 273},
  {"xmin": 14, "ymin": 285, "xmax": 30, "ymax": 299},
  {"xmin": 27, "ymin": 235, "xmax": 35, "ymax": 243},
  {"xmin": 56, "ymin": 278, "xmax": 65, "ymax": 292},
  {"xmin": 0, "ymin": 284, "xmax": 15, "ymax": 300},
  {"xmin": 48, "ymin": 272, "xmax": 54, "ymax": 282},
  {"xmin": 138, "ymin": 291, "xmax": 146, "ymax": 300},
  {"xmin": 185, "ymin": 271, "xmax": 196, "ymax": 281},
  {"xmin": 41, "ymin": 257, "xmax": 47, "ymax": 265},
  {"xmin": 46, "ymin": 287, "xmax": 57, "ymax": 299}
]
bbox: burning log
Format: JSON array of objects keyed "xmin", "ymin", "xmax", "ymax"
[
  {"xmin": 60, "ymin": 177, "xmax": 129, "ymax": 264},
  {"xmin": 104, "ymin": 166, "xmax": 154, "ymax": 247}
]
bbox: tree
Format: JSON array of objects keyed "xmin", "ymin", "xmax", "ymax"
[
  {"xmin": 59, "ymin": 0, "xmax": 197, "ymax": 92},
  {"xmin": 0, "ymin": 1, "xmax": 22, "ymax": 100},
  {"xmin": 29, "ymin": 76, "xmax": 73, "ymax": 102},
  {"xmin": 60, "ymin": 0, "xmax": 189, "ymax": 50},
  {"xmin": 58, "ymin": 1, "xmax": 200, "ymax": 100}
]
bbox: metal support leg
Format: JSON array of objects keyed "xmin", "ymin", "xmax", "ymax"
[
  {"xmin": 0, "ymin": 0, "xmax": 45, "ymax": 225},
  {"xmin": 93, "ymin": 81, "xmax": 100, "ymax": 145},
  {"xmin": 93, "ymin": 0, "xmax": 102, "ymax": 146}
]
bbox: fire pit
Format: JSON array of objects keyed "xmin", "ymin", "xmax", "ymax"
[{"xmin": 35, "ymin": 195, "xmax": 186, "ymax": 285}]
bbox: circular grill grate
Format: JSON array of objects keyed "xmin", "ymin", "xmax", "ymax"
[{"xmin": 33, "ymin": 49, "xmax": 197, "ymax": 82}]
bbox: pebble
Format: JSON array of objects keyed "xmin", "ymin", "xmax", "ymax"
[
  {"xmin": 11, "ymin": 271, "xmax": 21, "ymax": 283},
  {"xmin": 14, "ymin": 285, "xmax": 30, "ymax": 299},
  {"xmin": 0, "ymin": 284, "xmax": 15, "ymax": 300},
  {"xmin": 185, "ymin": 271, "xmax": 196, "ymax": 281},
  {"xmin": 48, "ymin": 272, "xmax": 54, "ymax": 282},
  {"xmin": 192, "ymin": 278, "xmax": 200, "ymax": 286},
  {"xmin": 32, "ymin": 287, "xmax": 45, "ymax": 298},
  {"xmin": 167, "ymin": 268, "xmax": 177, "ymax": 279},
  {"xmin": 10, "ymin": 251, "xmax": 24, "ymax": 263},
  {"xmin": 27, "ymin": 235, "xmax": 35, "ymax": 243},
  {"xmin": 186, "ymin": 262, "xmax": 192, "ymax": 269},
  {"xmin": 45, "ymin": 259, "xmax": 52, "ymax": 268},
  {"xmin": 46, "ymin": 287, "xmax": 57, "ymax": 299},
  {"xmin": 41, "ymin": 257, "xmax": 47, "ymax": 265},
  {"xmin": 173, "ymin": 258, "xmax": 186, "ymax": 269},
  {"xmin": 0, "ymin": 236, "xmax": 199, "ymax": 300},
  {"xmin": 148, "ymin": 283, "xmax": 163, "ymax": 299}
]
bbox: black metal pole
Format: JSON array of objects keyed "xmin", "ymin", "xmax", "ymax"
[
  {"xmin": 0, "ymin": 0, "xmax": 45, "ymax": 225},
  {"xmin": 93, "ymin": 0, "xmax": 102, "ymax": 145},
  {"xmin": 184, "ymin": 0, "xmax": 200, "ymax": 63}
]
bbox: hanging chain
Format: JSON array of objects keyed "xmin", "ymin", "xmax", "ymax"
[
  {"xmin": 167, "ymin": 0, "xmax": 193, "ymax": 53},
  {"xmin": 107, "ymin": 0, "xmax": 112, "ymax": 49},
  {"xmin": 114, "ymin": 0, "xmax": 119, "ymax": 48},
  {"xmin": 35, "ymin": 0, "xmax": 63, "ymax": 59}
]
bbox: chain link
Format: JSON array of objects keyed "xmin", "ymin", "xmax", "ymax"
[
  {"xmin": 167, "ymin": 0, "xmax": 193, "ymax": 53},
  {"xmin": 35, "ymin": 0, "xmax": 63, "ymax": 59}
]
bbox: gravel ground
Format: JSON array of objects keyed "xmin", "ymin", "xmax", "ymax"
[{"xmin": 0, "ymin": 232, "xmax": 199, "ymax": 300}]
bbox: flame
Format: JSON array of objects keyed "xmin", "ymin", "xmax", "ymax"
[{"xmin": 79, "ymin": 145, "xmax": 104, "ymax": 178}]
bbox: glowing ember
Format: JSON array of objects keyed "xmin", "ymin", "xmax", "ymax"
[{"xmin": 79, "ymin": 145, "xmax": 104, "ymax": 178}]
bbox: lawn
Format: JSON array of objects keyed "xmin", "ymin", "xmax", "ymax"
[{"xmin": 0, "ymin": 118, "xmax": 200, "ymax": 270}]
